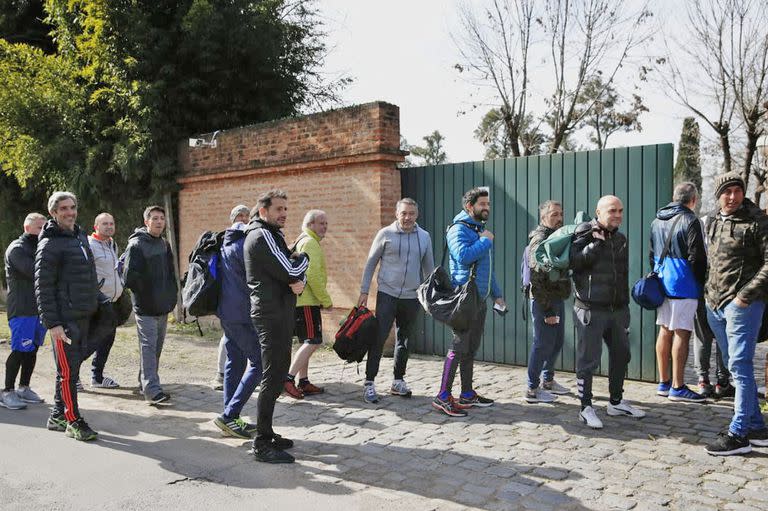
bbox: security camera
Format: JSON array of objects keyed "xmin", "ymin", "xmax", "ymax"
[{"xmin": 189, "ymin": 138, "xmax": 205, "ymax": 148}]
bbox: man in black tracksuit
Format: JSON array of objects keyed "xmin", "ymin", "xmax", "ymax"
[
  {"xmin": 244, "ymin": 190, "xmax": 309, "ymax": 463},
  {"xmin": 570, "ymin": 195, "xmax": 645, "ymax": 430},
  {"xmin": 35, "ymin": 192, "xmax": 100, "ymax": 441}
]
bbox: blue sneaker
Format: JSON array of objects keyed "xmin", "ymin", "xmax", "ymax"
[
  {"xmin": 657, "ymin": 381, "xmax": 671, "ymax": 397},
  {"xmin": 668, "ymin": 385, "xmax": 707, "ymax": 403}
]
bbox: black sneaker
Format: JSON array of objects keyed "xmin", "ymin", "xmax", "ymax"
[
  {"xmin": 458, "ymin": 392, "xmax": 495, "ymax": 407},
  {"xmin": 148, "ymin": 392, "xmax": 171, "ymax": 405},
  {"xmin": 47, "ymin": 413, "xmax": 68, "ymax": 432},
  {"xmin": 271, "ymin": 433, "xmax": 294, "ymax": 450},
  {"xmin": 747, "ymin": 428, "xmax": 768, "ymax": 447},
  {"xmin": 253, "ymin": 443, "xmax": 295, "ymax": 463},
  {"xmin": 705, "ymin": 431, "xmax": 752, "ymax": 456},
  {"xmin": 65, "ymin": 418, "xmax": 98, "ymax": 442},
  {"xmin": 714, "ymin": 383, "xmax": 736, "ymax": 399}
]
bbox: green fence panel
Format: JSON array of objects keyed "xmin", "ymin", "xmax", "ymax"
[{"xmin": 400, "ymin": 144, "xmax": 674, "ymax": 382}]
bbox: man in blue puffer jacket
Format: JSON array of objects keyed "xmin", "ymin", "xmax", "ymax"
[
  {"xmin": 212, "ymin": 220, "xmax": 263, "ymax": 440},
  {"xmin": 650, "ymin": 182, "xmax": 707, "ymax": 403},
  {"xmin": 432, "ymin": 187, "xmax": 506, "ymax": 417}
]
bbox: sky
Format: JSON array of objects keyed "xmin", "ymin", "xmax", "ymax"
[{"xmin": 316, "ymin": 0, "xmax": 696, "ymax": 164}]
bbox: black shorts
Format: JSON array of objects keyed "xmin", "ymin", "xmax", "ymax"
[{"xmin": 295, "ymin": 305, "xmax": 323, "ymax": 344}]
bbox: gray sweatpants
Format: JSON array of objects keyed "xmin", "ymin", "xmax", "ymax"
[
  {"xmin": 574, "ymin": 306, "xmax": 631, "ymax": 408},
  {"xmin": 136, "ymin": 314, "xmax": 168, "ymax": 400}
]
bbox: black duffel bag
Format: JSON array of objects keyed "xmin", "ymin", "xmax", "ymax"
[
  {"xmin": 417, "ymin": 221, "xmax": 481, "ymax": 331},
  {"xmin": 418, "ymin": 265, "xmax": 480, "ymax": 331}
]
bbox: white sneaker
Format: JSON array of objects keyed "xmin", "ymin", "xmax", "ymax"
[
  {"xmin": 15, "ymin": 386, "xmax": 44, "ymax": 403},
  {"xmin": 542, "ymin": 379, "xmax": 570, "ymax": 395},
  {"xmin": 390, "ymin": 379, "xmax": 412, "ymax": 397},
  {"xmin": 607, "ymin": 400, "xmax": 646, "ymax": 418},
  {"xmin": 524, "ymin": 388, "xmax": 557, "ymax": 403},
  {"xmin": 579, "ymin": 406, "xmax": 603, "ymax": 429},
  {"xmin": 363, "ymin": 383, "xmax": 379, "ymax": 404},
  {"xmin": 0, "ymin": 390, "xmax": 27, "ymax": 410}
]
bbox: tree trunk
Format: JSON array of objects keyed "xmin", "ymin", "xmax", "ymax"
[
  {"xmin": 719, "ymin": 130, "xmax": 732, "ymax": 175},
  {"xmin": 163, "ymin": 192, "xmax": 184, "ymax": 323}
]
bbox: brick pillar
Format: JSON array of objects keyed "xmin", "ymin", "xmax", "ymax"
[{"xmin": 177, "ymin": 102, "xmax": 404, "ymax": 332}]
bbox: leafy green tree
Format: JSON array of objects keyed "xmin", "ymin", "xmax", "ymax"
[
  {"xmin": 474, "ymin": 109, "xmax": 545, "ymax": 158},
  {"xmin": 0, "ymin": 0, "xmax": 54, "ymax": 52},
  {"xmin": 674, "ymin": 117, "xmax": 702, "ymax": 208},
  {"xmin": 410, "ymin": 130, "xmax": 448, "ymax": 165},
  {"xmin": 576, "ymin": 75, "xmax": 648, "ymax": 149}
]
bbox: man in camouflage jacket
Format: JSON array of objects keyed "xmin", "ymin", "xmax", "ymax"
[{"xmin": 704, "ymin": 172, "xmax": 768, "ymax": 456}]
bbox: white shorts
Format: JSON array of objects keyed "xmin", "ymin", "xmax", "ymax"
[{"xmin": 655, "ymin": 298, "xmax": 698, "ymax": 332}]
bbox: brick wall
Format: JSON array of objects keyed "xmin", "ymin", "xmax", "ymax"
[{"xmin": 177, "ymin": 102, "xmax": 405, "ymax": 335}]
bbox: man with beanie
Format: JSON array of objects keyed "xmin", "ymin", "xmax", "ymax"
[
  {"xmin": 704, "ymin": 172, "xmax": 768, "ymax": 455},
  {"xmin": 211, "ymin": 204, "xmax": 251, "ymax": 391},
  {"xmin": 571, "ymin": 195, "xmax": 645, "ymax": 429},
  {"xmin": 358, "ymin": 198, "xmax": 434, "ymax": 404},
  {"xmin": 2, "ymin": 213, "xmax": 47, "ymax": 410}
]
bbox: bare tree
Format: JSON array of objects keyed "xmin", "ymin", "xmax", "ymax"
[
  {"xmin": 456, "ymin": 0, "xmax": 650, "ymax": 156},
  {"xmin": 455, "ymin": 0, "xmax": 535, "ymax": 157},
  {"xmin": 661, "ymin": 0, "xmax": 768, "ymax": 188},
  {"xmin": 542, "ymin": 0, "xmax": 652, "ymax": 153}
]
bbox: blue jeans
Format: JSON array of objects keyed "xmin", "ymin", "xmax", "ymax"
[
  {"xmin": 706, "ymin": 300, "xmax": 766, "ymax": 438},
  {"xmin": 527, "ymin": 299, "xmax": 565, "ymax": 389},
  {"xmin": 220, "ymin": 320, "xmax": 263, "ymax": 419}
]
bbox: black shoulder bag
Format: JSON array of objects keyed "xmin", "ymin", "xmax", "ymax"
[{"xmin": 417, "ymin": 222, "xmax": 480, "ymax": 331}]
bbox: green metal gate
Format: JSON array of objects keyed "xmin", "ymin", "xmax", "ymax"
[{"xmin": 400, "ymin": 144, "xmax": 673, "ymax": 382}]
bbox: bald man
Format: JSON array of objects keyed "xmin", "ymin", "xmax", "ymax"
[
  {"xmin": 86, "ymin": 212, "xmax": 123, "ymax": 388},
  {"xmin": 570, "ymin": 195, "xmax": 645, "ymax": 429}
]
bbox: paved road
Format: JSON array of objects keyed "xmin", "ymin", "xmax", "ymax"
[{"xmin": 1, "ymin": 340, "xmax": 767, "ymax": 511}]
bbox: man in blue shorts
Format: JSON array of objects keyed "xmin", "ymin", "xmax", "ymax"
[{"xmin": 3, "ymin": 213, "xmax": 47, "ymax": 410}]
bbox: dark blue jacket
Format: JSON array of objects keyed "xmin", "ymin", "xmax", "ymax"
[
  {"xmin": 217, "ymin": 228, "xmax": 249, "ymax": 323},
  {"xmin": 649, "ymin": 202, "xmax": 706, "ymax": 299},
  {"xmin": 446, "ymin": 210, "xmax": 502, "ymax": 300}
]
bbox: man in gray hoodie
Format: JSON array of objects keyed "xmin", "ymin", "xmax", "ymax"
[
  {"xmin": 358, "ymin": 198, "xmax": 434, "ymax": 404},
  {"xmin": 86, "ymin": 212, "xmax": 123, "ymax": 388}
]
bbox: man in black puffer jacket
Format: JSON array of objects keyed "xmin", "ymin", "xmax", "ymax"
[
  {"xmin": 35, "ymin": 192, "xmax": 100, "ymax": 441},
  {"xmin": 570, "ymin": 195, "xmax": 645, "ymax": 430},
  {"xmin": 244, "ymin": 190, "xmax": 308, "ymax": 464},
  {"xmin": 122, "ymin": 205, "xmax": 178, "ymax": 405}
]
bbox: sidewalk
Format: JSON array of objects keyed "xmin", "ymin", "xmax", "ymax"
[{"xmin": 1, "ymin": 334, "xmax": 767, "ymax": 511}]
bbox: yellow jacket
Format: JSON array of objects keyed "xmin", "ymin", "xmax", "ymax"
[{"xmin": 295, "ymin": 228, "xmax": 332, "ymax": 308}]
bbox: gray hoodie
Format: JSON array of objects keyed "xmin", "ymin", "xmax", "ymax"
[
  {"xmin": 88, "ymin": 235, "xmax": 123, "ymax": 302},
  {"xmin": 360, "ymin": 222, "xmax": 435, "ymax": 299}
]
